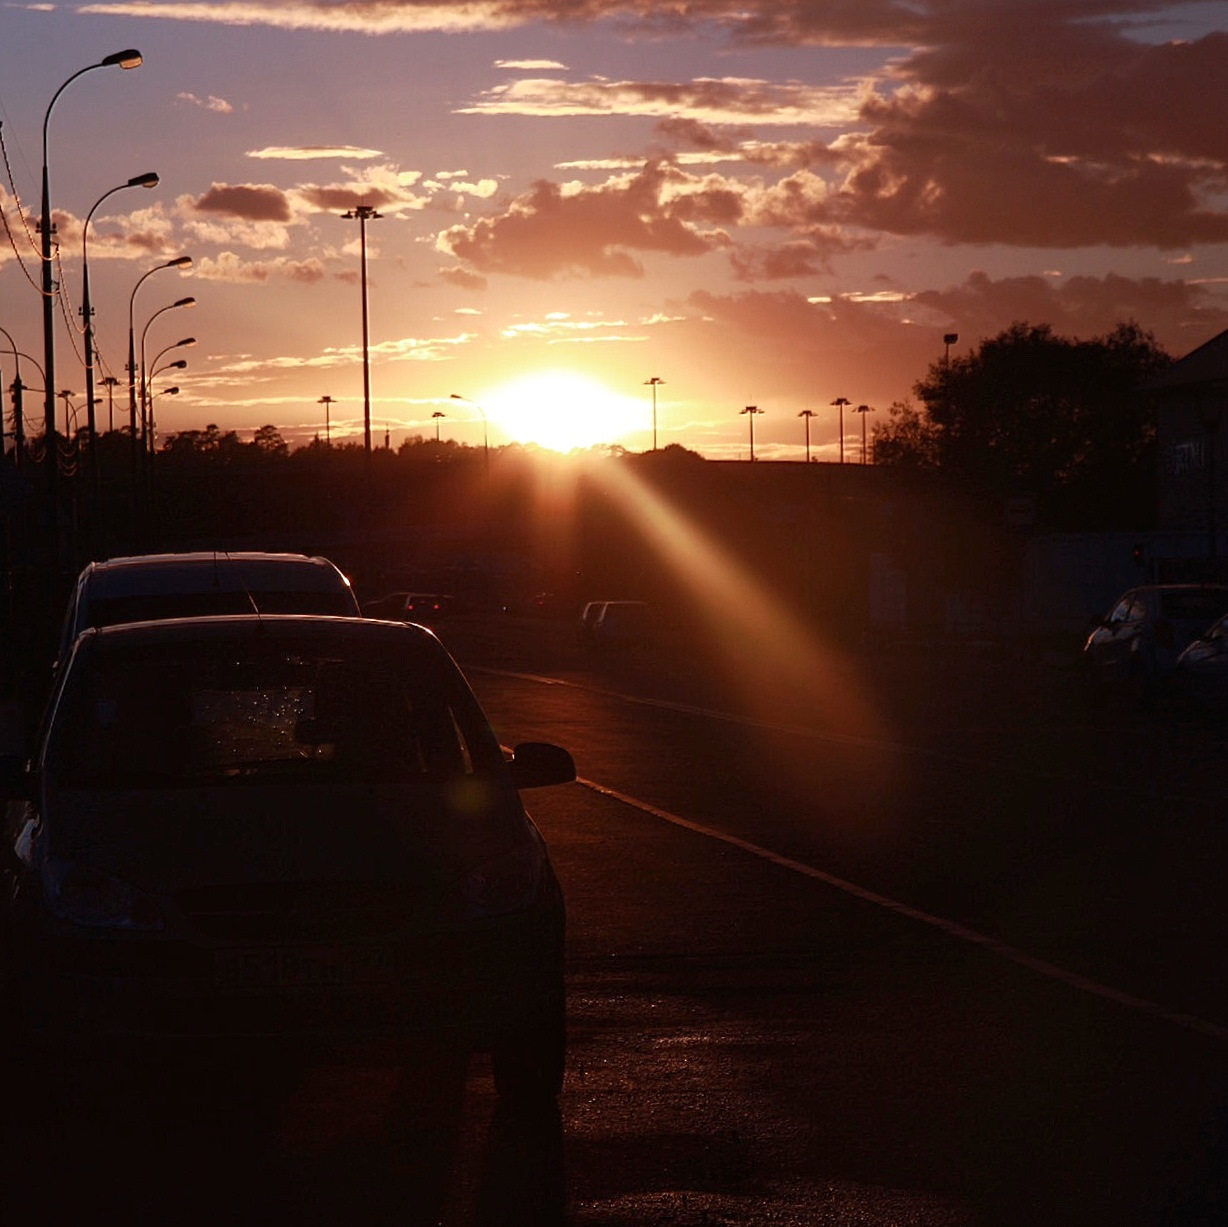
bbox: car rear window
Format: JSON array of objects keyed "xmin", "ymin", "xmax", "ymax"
[
  {"xmin": 1159, "ymin": 591, "xmax": 1228, "ymax": 622},
  {"xmin": 87, "ymin": 589, "xmax": 357, "ymax": 628},
  {"xmin": 46, "ymin": 637, "xmax": 502, "ymax": 789}
]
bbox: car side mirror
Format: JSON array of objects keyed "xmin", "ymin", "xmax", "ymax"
[{"xmin": 509, "ymin": 742, "xmax": 576, "ymax": 789}]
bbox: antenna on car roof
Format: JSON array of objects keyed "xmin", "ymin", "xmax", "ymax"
[{"xmin": 216, "ymin": 550, "xmax": 261, "ymax": 618}]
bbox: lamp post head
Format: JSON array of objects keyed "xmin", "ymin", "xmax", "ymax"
[
  {"xmin": 128, "ymin": 172, "xmax": 159, "ymax": 190},
  {"xmin": 165, "ymin": 256, "xmax": 192, "ymax": 270},
  {"xmin": 176, "ymin": 337, "xmax": 197, "ymax": 349},
  {"xmin": 161, "ymin": 386, "xmax": 180, "ymax": 396},
  {"xmin": 166, "ymin": 360, "xmax": 187, "ymax": 371},
  {"xmin": 102, "ymin": 49, "xmax": 143, "ymax": 69},
  {"xmin": 173, "ymin": 297, "xmax": 196, "ymax": 310}
]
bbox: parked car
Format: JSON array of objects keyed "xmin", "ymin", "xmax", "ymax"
[
  {"xmin": 362, "ymin": 592, "xmax": 453, "ymax": 625},
  {"xmin": 577, "ymin": 600, "xmax": 609, "ymax": 647},
  {"xmin": 57, "ymin": 552, "xmax": 360, "ymax": 665},
  {"xmin": 1170, "ymin": 610, "xmax": 1228, "ymax": 712},
  {"xmin": 3, "ymin": 615, "xmax": 574, "ymax": 1099},
  {"xmin": 1082, "ymin": 583, "xmax": 1228, "ymax": 705}
]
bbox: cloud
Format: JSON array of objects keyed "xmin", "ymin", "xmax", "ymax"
[
  {"xmin": 438, "ymin": 265, "xmax": 488, "ymax": 290},
  {"xmin": 910, "ymin": 270, "xmax": 1228, "ymax": 345},
  {"xmin": 437, "ymin": 161, "xmax": 723, "ymax": 279},
  {"xmin": 458, "ymin": 75, "xmax": 862, "ymax": 126},
  {"xmin": 495, "ymin": 59, "xmax": 567, "ymax": 70},
  {"xmin": 176, "ymin": 92, "xmax": 234, "ymax": 114},
  {"xmin": 830, "ymin": 23, "xmax": 1228, "ymax": 248},
  {"xmin": 191, "ymin": 251, "xmax": 327, "ymax": 283},
  {"xmin": 247, "ymin": 145, "xmax": 384, "ymax": 160},
  {"xmin": 192, "ymin": 183, "xmax": 293, "ymax": 223}
]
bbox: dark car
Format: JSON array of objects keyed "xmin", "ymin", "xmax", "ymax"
[
  {"xmin": 57, "ymin": 552, "xmax": 361, "ymax": 665},
  {"xmin": 1082, "ymin": 583, "xmax": 1228, "ymax": 705},
  {"xmin": 3, "ymin": 616, "xmax": 574, "ymax": 1100}
]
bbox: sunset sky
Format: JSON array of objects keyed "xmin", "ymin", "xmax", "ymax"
[{"xmin": 1, "ymin": 0, "xmax": 1226, "ymax": 460}]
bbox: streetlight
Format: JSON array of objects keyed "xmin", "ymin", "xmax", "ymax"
[
  {"xmin": 740, "ymin": 405, "xmax": 763, "ymax": 462},
  {"xmin": 450, "ymin": 393, "xmax": 489, "ymax": 473},
  {"xmin": 140, "ymin": 300, "xmax": 195, "ymax": 455},
  {"xmin": 100, "ymin": 374, "xmax": 119, "ymax": 434},
  {"xmin": 853, "ymin": 403, "xmax": 875, "ymax": 464},
  {"xmin": 318, "ymin": 395, "xmax": 334, "ymax": 446},
  {"xmin": 643, "ymin": 376, "xmax": 665, "ymax": 451},
  {"xmin": 147, "ymin": 384, "xmax": 178, "ymax": 455},
  {"xmin": 128, "ymin": 256, "xmax": 191, "ymax": 460},
  {"xmin": 831, "ymin": 397, "xmax": 850, "ymax": 464},
  {"xmin": 431, "ymin": 410, "xmax": 446, "ymax": 442},
  {"xmin": 943, "ymin": 332, "xmax": 959, "ymax": 366},
  {"xmin": 341, "ymin": 204, "xmax": 382, "ymax": 455},
  {"xmin": 40, "ymin": 49, "xmax": 143, "ymax": 544},
  {"xmin": 798, "ymin": 408, "xmax": 816, "ymax": 463},
  {"xmin": 82, "ymin": 171, "xmax": 159, "ymax": 496}
]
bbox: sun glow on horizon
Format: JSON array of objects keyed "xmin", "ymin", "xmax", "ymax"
[{"xmin": 480, "ymin": 371, "xmax": 648, "ymax": 452}]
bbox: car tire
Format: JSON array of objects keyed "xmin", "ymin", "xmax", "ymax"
[{"xmin": 491, "ymin": 989, "xmax": 565, "ymax": 1103}]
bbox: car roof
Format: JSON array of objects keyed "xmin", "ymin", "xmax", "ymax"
[{"xmin": 77, "ymin": 552, "xmax": 353, "ymax": 597}]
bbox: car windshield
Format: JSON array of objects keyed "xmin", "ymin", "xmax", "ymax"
[{"xmin": 46, "ymin": 636, "xmax": 502, "ymax": 789}]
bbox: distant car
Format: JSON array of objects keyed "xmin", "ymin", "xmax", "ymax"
[
  {"xmin": 1170, "ymin": 611, "xmax": 1228, "ymax": 712},
  {"xmin": 3, "ymin": 615, "xmax": 574, "ymax": 1099},
  {"xmin": 362, "ymin": 592, "xmax": 453, "ymax": 625},
  {"xmin": 1082, "ymin": 583, "xmax": 1228, "ymax": 705},
  {"xmin": 590, "ymin": 600, "xmax": 654, "ymax": 651},
  {"xmin": 577, "ymin": 601, "xmax": 608, "ymax": 647},
  {"xmin": 57, "ymin": 552, "xmax": 360, "ymax": 664}
]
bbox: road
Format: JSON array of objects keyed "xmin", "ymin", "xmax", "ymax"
[
  {"xmin": 451, "ymin": 616, "xmax": 1228, "ymax": 1225},
  {"xmin": 6, "ymin": 616, "xmax": 1227, "ymax": 1225}
]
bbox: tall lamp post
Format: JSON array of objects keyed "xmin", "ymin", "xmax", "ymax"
[
  {"xmin": 643, "ymin": 376, "xmax": 665, "ymax": 451},
  {"xmin": 854, "ymin": 403, "xmax": 875, "ymax": 464},
  {"xmin": 798, "ymin": 408, "xmax": 815, "ymax": 463},
  {"xmin": 741, "ymin": 405, "xmax": 763, "ymax": 462},
  {"xmin": 82, "ymin": 171, "xmax": 159, "ymax": 497},
  {"xmin": 128, "ymin": 256, "xmax": 191, "ymax": 464},
  {"xmin": 41, "ymin": 48, "xmax": 143, "ymax": 552},
  {"xmin": 318, "ymin": 395, "xmax": 334, "ymax": 446},
  {"xmin": 341, "ymin": 205, "xmax": 382, "ymax": 455},
  {"xmin": 831, "ymin": 397, "xmax": 850, "ymax": 464},
  {"xmin": 943, "ymin": 332, "xmax": 959, "ymax": 366},
  {"xmin": 431, "ymin": 410, "xmax": 446, "ymax": 442},
  {"xmin": 139, "ymin": 300, "xmax": 195, "ymax": 454}
]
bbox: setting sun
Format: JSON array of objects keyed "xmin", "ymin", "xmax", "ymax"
[{"xmin": 480, "ymin": 372, "xmax": 649, "ymax": 453}]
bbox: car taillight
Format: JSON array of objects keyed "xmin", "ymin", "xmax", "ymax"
[
  {"xmin": 460, "ymin": 843, "xmax": 543, "ymax": 919},
  {"xmin": 1154, "ymin": 619, "xmax": 1174, "ymax": 649},
  {"xmin": 44, "ymin": 859, "xmax": 165, "ymax": 932}
]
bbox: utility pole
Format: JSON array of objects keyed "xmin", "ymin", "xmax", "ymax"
[
  {"xmin": 644, "ymin": 376, "xmax": 665, "ymax": 451},
  {"xmin": 740, "ymin": 405, "xmax": 763, "ymax": 461},
  {"xmin": 318, "ymin": 395, "xmax": 334, "ymax": 446},
  {"xmin": 341, "ymin": 205, "xmax": 382, "ymax": 455}
]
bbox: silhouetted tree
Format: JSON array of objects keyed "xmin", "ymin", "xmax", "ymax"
[
  {"xmin": 252, "ymin": 424, "xmax": 289, "ymax": 457},
  {"xmin": 874, "ymin": 321, "xmax": 1171, "ymax": 528}
]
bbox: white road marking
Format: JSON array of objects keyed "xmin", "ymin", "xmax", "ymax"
[{"xmin": 574, "ymin": 775, "xmax": 1228, "ymax": 1044}]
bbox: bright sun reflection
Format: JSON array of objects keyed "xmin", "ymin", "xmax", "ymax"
[{"xmin": 481, "ymin": 371, "xmax": 648, "ymax": 452}]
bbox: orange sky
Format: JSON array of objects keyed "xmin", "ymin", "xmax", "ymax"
[{"xmin": 2, "ymin": 0, "xmax": 1227, "ymax": 459}]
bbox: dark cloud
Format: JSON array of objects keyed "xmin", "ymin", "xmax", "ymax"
[
  {"xmin": 654, "ymin": 118, "xmax": 743, "ymax": 152},
  {"xmin": 192, "ymin": 183, "xmax": 292, "ymax": 222},
  {"xmin": 438, "ymin": 162, "xmax": 717, "ymax": 279},
  {"xmin": 912, "ymin": 271, "xmax": 1228, "ymax": 348},
  {"xmin": 834, "ymin": 23, "xmax": 1228, "ymax": 248},
  {"xmin": 298, "ymin": 185, "xmax": 404, "ymax": 212}
]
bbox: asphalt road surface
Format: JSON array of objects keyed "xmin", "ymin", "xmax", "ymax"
[{"xmin": 6, "ymin": 615, "xmax": 1227, "ymax": 1226}]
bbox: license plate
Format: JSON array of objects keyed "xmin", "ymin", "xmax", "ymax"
[{"xmin": 214, "ymin": 945, "xmax": 396, "ymax": 989}]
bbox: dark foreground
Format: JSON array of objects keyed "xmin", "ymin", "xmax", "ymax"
[{"xmin": 4, "ymin": 614, "xmax": 1227, "ymax": 1225}]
